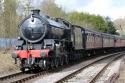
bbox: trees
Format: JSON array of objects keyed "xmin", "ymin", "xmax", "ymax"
[
  {"xmin": 0, "ymin": 0, "xmax": 4, "ymax": 38},
  {"xmin": 40, "ymin": 0, "xmax": 118, "ymax": 35},
  {"xmin": 41, "ymin": 0, "xmax": 66, "ymax": 18},
  {"xmin": 0, "ymin": 0, "xmax": 118, "ymax": 39},
  {"xmin": 113, "ymin": 18, "xmax": 125, "ymax": 36},
  {"xmin": 0, "ymin": 0, "xmax": 4, "ymax": 13},
  {"xmin": 105, "ymin": 17, "xmax": 118, "ymax": 34},
  {"xmin": 3, "ymin": 0, "xmax": 18, "ymax": 38},
  {"xmin": 67, "ymin": 12, "xmax": 107, "ymax": 32},
  {"xmin": 67, "ymin": 12, "xmax": 93, "ymax": 29},
  {"xmin": 67, "ymin": 12, "xmax": 117, "ymax": 34},
  {"xmin": 17, "ymin": 0, "xmax": 32, "ymax": 16}
]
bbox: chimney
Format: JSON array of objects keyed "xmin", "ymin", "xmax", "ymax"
[{"xmin": 31, "ymin": 9, "xmax": 40, "ymax": 15}]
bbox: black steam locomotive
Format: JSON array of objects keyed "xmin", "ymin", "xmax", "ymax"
[{"xmin": 12, "ymin": 9, "xmax": 125, "ymax": 72}]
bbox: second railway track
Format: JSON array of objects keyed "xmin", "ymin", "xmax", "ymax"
[{"xmin": 55, "ymin": 52, "xmax": 124, "ymax": 83}]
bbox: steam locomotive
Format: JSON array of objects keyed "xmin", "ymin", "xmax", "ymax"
[{"xmin": 12, "ymin": 9, "xmax": 125, "ymax": 72}]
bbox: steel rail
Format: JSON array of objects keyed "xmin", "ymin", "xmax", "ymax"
[{"xmin": 55, "ymin": 52, "xmax": 124, "ymax": 83}]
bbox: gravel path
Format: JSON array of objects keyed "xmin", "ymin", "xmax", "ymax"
[
  {"xmin": 95, "ymin": 57, "xmax": 124, "ymax": 83},
  {"xmin": 64, "ymin": 55, "xmax": 121, "ymax": 83},
  {"xmin": 65, "ymin": 59, "xmax": 110, "ymax": 83},
  {"xmin": 115, "ymin": 56, "xmax": 125, "ymax": 83}
]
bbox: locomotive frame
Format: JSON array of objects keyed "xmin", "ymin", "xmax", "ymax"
[{"xmin": 12, "ymin": 9, "xmax": 125, "ymax": 72}]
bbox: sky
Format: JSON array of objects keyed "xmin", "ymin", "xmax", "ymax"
[
  {"xmin": 18, "ymin": 0, "xmax": 125, "ymax": 20},
  {"xmin": 55, "ymin": 0, "xmax": 125, "ymax": 20}
]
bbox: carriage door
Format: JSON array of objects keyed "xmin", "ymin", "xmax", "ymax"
[{"xmin": 74, "ymin": 27, "xmax": 83, "ymax": 50}]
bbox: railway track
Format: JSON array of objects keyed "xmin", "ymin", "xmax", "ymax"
[
  {"xmin": 0, "ymin": 70, "xmax": 50, "ymax": 83},
  {"xmin": 0, "ymin": 51, "xmax": 124, "ymax": 83},
  {"xmin": 0, "ymin": 62, "xmax": 70, "ymax": 83},
  {"xmin": 55, "ymin": 52, "xmax": 124, "ymax": 83}
]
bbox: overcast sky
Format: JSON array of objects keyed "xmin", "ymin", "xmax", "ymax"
[
  {"xmin": 55, "ymin": 0, "xmax": 125, "ymax": 20},
  {"xmin": 20, "ymin": 0, "xmax": 125, "ymax": 20}
]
